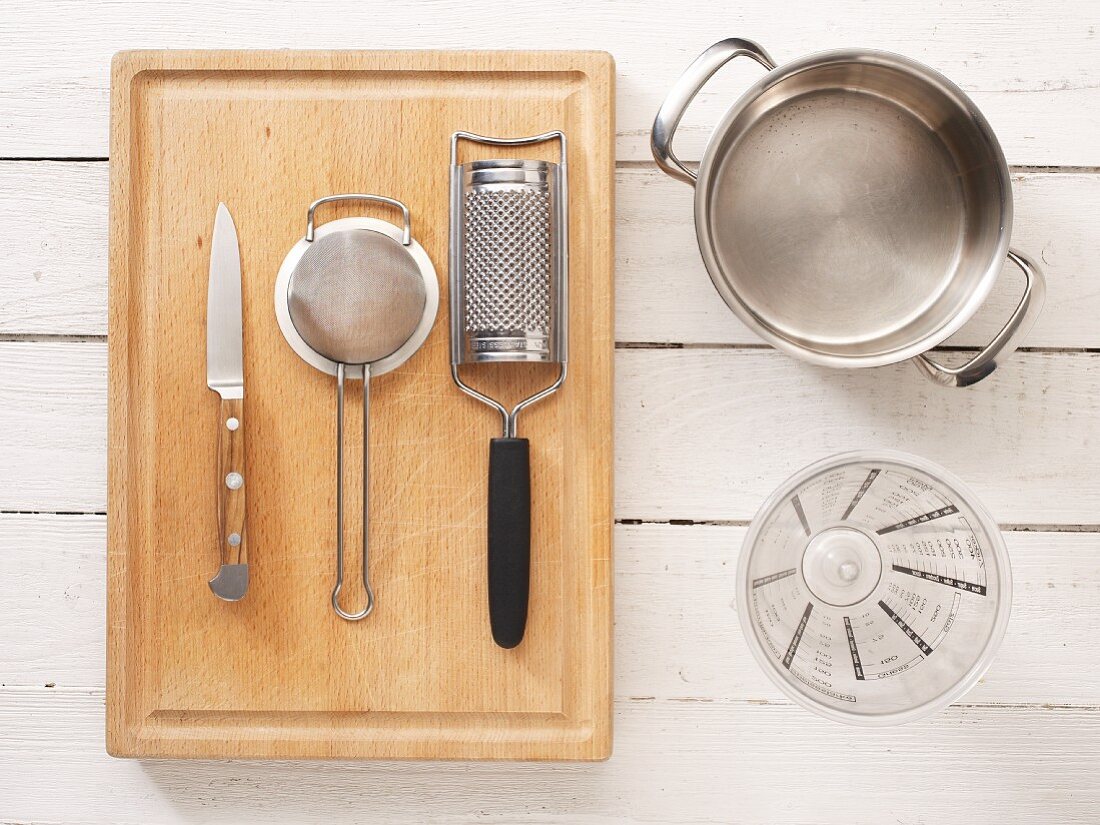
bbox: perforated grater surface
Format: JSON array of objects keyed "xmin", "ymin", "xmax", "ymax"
[
  {"xmin": 449, "ymin": 131, "xmax": 569, "ymax": 649},
  {"xmin": 462, "ymin": 187, "xmax": 552, "ymax": 341},
  {"xmin": 450, "ymin": 136, "xmax": 567, "ymax": 366}
]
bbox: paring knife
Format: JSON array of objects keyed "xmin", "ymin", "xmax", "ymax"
[{"xmin": 207, "ymin": 203, "xmax": 249, "ymax": 601}]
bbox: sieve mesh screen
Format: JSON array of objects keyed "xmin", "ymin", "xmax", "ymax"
[{"xmin": 287, "ymin": 230, "xmax": 427, "ymax": 365}]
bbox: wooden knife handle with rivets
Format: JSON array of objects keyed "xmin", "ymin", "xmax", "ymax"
[{"xmin": 217, "ymin": 397, "xmax": 247, "ymax": 566}]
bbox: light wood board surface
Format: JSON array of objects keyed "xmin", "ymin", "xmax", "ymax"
[
  {"xmin": 106, "ymin": 49, "xmax": 614, "ymax": 760},
  {"xmin": 1, "ymin": 0, "xmax": 1098, "ymax": 821}
]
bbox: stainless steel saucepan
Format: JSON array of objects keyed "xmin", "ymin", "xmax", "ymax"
[{"xmin": 652, "ymin": 38, "xmax": 1046, "ymax": 387}]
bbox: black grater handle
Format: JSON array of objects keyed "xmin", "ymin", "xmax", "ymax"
[{"xmin": 488, "ymin": 437, "xmax": 531, "ymax": 649}]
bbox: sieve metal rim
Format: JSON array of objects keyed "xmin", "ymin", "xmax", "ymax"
[{"xmin": 274, "ymin": 216, "xmax": 439, "ymax": 379}]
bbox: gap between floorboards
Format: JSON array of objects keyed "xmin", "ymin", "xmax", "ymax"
[
  {"xmin": 1, "ymin": 156, "xmax": 1100, "ymax": 175},
  {"xmin": 3, "ymin": 684, "xmax": 1096, "ymax": 712}
]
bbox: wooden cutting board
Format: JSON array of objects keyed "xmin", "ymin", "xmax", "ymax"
[{"xmin": 106, "ymin": 50, "xmax": 613, "ymax": 760}]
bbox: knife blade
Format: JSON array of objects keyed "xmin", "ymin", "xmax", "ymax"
[{"xmin": 206, "ymin": 203, "xmax": 249, "ymax": 601}]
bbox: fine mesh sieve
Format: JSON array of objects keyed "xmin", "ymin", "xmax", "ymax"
[
  {"xmin": 287, "ymin": 230, "xmax": 427, "ymax": 365},
  {"xmin": 275, "ymin": 194, "xmax": 439, "ymax": 621},
  {"xmin": 449, "ymin": 131, "xmax": 568, "ymax": 649}
]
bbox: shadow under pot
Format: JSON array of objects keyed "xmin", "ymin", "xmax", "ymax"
[{"xmin": 652, "ymin": 38, "xmax": 1046, "ymax": 387}]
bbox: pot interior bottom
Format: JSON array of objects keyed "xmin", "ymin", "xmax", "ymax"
[{"xmin": 704, "ymin": 84, "xmax": 1000, "ymax": 361}]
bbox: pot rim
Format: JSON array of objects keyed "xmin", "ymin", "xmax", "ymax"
[{"xmin": 693, "ymin": 47, "xmax": 1014, "ymax": 369}]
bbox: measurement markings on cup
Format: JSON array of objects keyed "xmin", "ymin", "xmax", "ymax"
[
  {"xmin": 878, "ymin": 600, "xmax": 934, "ymax": 656},
  {"xmin": 841, "ymin": 469, "xmax": 881, "ymax": 520},
  {"xmin": 791, "ymin": 495, "xmax": 812, "ymax": 536},
  {"xmin": 843, "ymin": 617, "xmax": 865, "ymax": 680},
  {"xmin": 877, "ymin": 504, "xmax": 959, "ymax": 535},
  {"xmin": 783, "ymin": 602, "xmax": 814, "ymax": 669},
  {"xmin": 752, "ymin": 568, "xmax": 797, "ymax": 589},
  {"xmin": 737, "ymin": 454, "xmax": 1011, "ymax": 722},
  {"xmin": 891, "ymin": 564, "xmax": 987, "ymax": 596}
]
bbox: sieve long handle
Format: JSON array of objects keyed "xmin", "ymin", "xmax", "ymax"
[
  {"xmin": 331, "ymin": 363, "xmax": 375, "ymax": 621},
  {"xmin": 488, "ymin": 437, "xmax": 531, "ymax": 649}
]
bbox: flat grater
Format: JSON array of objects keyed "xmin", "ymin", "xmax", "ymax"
[{"xmin": 449, "ymin": 130, "xmax": 568, "ymax": 649}]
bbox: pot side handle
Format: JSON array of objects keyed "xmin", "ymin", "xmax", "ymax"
[
  {"xmin": 651, "ymin": 38, "xmax": 777, "ymax": 187},
  {"xmin": 913, "ymin": 249, "xmax": 1046, "ymax": 388}
]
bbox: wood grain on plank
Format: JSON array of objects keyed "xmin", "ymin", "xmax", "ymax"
[
  {"xmin": 0, "ymin": 162, "xmax": 107, "ymax": 335},
  {"xmin": 0, "ymin": 0, "xmax": 1098, "ymax": 163},
  {"xmin": 4, "ymin": 162, "xmax": 1098, "ymax": 347},
  {"xmin": 5, "ymin": 342, "xmax": 1096, "ymax": 524},
  {"xmin": 615, "ymin": 525, "xmax": 1100, "ymax": 707},
  {"xmin": 0, "ymin": 342, "xmax": 107, "ymax": 512},
  {"xmin": 5, "ymin": 514, "xmax": 1099, "ymax": 708},
  {"xmin": 1, "ymin": 687, "xmax": 1097, "ymax": 824},
  {"xmin": 616, "ymin": 348, "xmax": 1100, "ymax": 525},
  {"xmin": 616, "ymin": 169, "xmax": 1100, "ymax": 349}
]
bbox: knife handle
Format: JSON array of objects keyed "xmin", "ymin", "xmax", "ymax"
[{"xmin": 217, "ymin": 398, "xmax": 247, "ymax": 567}]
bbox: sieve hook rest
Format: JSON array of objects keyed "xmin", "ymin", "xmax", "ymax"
[{"xmin": 306, "ymin": 193, "xmax": 412, "ymax": 245}]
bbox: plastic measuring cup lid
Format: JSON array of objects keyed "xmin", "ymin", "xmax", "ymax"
[{"xmin": 737, "ymin": 450, "xmax": 1011, "ymax": 725}]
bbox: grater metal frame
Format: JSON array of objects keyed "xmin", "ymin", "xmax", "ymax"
[{"xmin": 449, "ymin": 131, "xmax": 569, "ymax": 438}]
